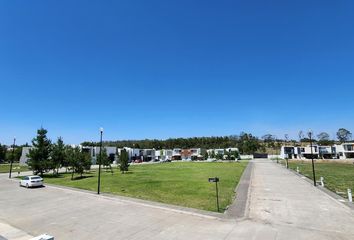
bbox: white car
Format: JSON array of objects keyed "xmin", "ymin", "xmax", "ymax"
[{"xmin": 20, "ymin": 176, "xmax": 44, "ymax": 188}]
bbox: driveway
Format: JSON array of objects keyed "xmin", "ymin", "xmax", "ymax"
[{"xmin": 0, "ymin": 159, "xmax": 353, "ymax": 239}]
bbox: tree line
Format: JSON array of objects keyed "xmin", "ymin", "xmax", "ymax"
[
  {"xmin": 261, "ymin": 128, "xmax": 352, "ymax": 146},
  {"xmin": 26, "ymin": 128, "xmax": 129, "ymax": 178},
  {"xmin": 82, "ymin": 132, "xmax": 262, "ymax": 155},
  {"xmin": 2, "ymin": 128, "xmax": 351, "ymax": 166},
  {"xmin": 82, "ymin": 128, "xmax": 352, "ymax": 155},
  {"xmin": 0, "ymin": 144, "xmax": 25, "ymax": 164}
]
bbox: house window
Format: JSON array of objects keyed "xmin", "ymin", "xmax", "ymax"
[
  {"xmin": 346, "ymin": 145, "xmax": 353, "ymax": 151},
  {"xmin": 331, "ymin": 147, "xmax": 336, "ymax": 153}
]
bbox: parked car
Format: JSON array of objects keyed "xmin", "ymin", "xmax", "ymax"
[{"xmin": 20, "ymin": 176, "xmax": 44, "ymax": 188}]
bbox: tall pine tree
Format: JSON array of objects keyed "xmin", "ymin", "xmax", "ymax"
[
  {"xmin": 119, "ymin": 149, "xmax": 129, "ymax": 173},
  {"xmin": 28, "ymin": 128, "xmax": 52, "ymax": 176},
  {"xmin": 51, "ymin": 137, "xmax": 66, "ymax": 175}
]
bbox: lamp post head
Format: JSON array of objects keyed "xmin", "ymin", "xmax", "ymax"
[{"xmin": 99, "ymin": 127, "xmax": 104, "ymax": 133}]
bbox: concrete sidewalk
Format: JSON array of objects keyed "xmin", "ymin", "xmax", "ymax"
[
  {"xmin": 0, "ymin": 159, "xmax": 353, "ymax": 239},
  {"xmin": 247, "ymin": 159, "xmax": 354, "ymax": 239},
  {"xmin": 0, "ymin": 222, "xmax": 33, "ymax": 240}
]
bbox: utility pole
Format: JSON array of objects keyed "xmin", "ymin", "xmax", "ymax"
[
  {"xmin": 9, "ymin": 137, "xmax": 16, "ymax": 178},
  {"xmin": 309, "ymin": 130, "xmax": 316, "ymax": 186},
  {"xmin": 97, "ymin": 128, "xmax": 103, "ymax": 194}
]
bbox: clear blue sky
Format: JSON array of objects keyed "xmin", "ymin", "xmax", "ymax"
[{"xmin": 1, "ymin": 0, "xmax": 353, "ymax": 145}]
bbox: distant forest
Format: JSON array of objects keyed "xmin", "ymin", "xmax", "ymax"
[
  {"xmin": 81, "ymin": 133, "xmax": 278, "ymax": 154},
  {"xmin": 84, "ymin": 136, "xmax": 238, "ymax": 149},
  {"xmin": 81, "ymin": 128, "xmax": 352, "ymax": 154}
]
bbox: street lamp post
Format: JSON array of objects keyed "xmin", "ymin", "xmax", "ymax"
[
  {"xmin": 97, "ymin": 128, "xmax": 103, "ymax": 194},
  {"xmin": 284, "ymin": 134, "xmax": 289, "ymax": 168},
  {"xmin": 308, "ymin": 130, "xmax": 316, "ymax": 186},
  {"xmin": 9, "ymin": 137, "xmax": 16, "ymax": 179}
]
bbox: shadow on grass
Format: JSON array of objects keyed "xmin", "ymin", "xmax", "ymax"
[
  {"xmin": 72, "ymin": 175, "xmax": 94, "ymax": 181},
  {"xmin": 42, "ymin": 174, "xmax": 66, "ymax": 179}
]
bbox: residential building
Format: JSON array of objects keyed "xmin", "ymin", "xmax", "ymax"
[
  {"xmin": 141, "ymin": 149, "xmax": 155, "ymax": 161},
  {"xmin": 281, "ymin": 145, "xmax": 321, "ymax": 159},
  {"xmin": 172, "ymin": 148, "xmax": 182, "ymax": 160},
  {"xmin": 82, "ymin": 146, "xmax": 117, "ymax": 164},
  {"xmin": 335, "ymin": 143, "xmax": 354, "ymax": 159},
  {"xmin": 180, "ymin": 148, "xmax": 203, "ymax": 160},
  {"xmin": 281, "ymin": 143, "xmax": 353, "ymax": 160},
  {"xmin": 155, "ymin": 149, "xmax": 173, "ymax": 161}
]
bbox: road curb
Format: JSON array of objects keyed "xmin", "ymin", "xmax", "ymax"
[
  {"xmin": 0, "ymin": 221, "xmax": 33, "ymax": 240},
  {"xmin": 225, "ymin": 161, "xmax": 253, "ymax": 219},
  {"xmin": 44, "ymin": 183, "xmax": 231, "ymax": 221}
]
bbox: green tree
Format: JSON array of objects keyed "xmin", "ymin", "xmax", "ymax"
[
  {"xmin": 119, "ymin": 149, "xmax": 129, "ymax": 173},
  {"xmin": 238, "ymin": 132, "xmax": 260, "ymax": 154},
  {"xmin": 298, "ymin": 131, "xmax": 305, "ymax": 142},
  {"xmin": 51, "ymin": 137, "xmax": 66, "ymax": 175},
  {"xmin": 317, "ymin": 132, "xmax": 334, "ymax": 146},
  {"xmin": 27, "ymin": 128, "xmax": 52, "ymax": 176},
  {"xmin": 317, "ymin": 132, "xmax": 329, "ymax": 141},
  {"xmin": 5, "ymin": 146, "xmax": 22, "ymax": 163},
  {"xmin": 225, "ymin": 149, "xmax": 231, "ymax": 160},
  {"xmin": 76, "ymin": 151, "xmax": 91, "ymax": 177},
  {"xmin": 66, "ymin": 147, "xmax": 77, "ymax": 179},
  {"xmin": 203, "ymin": 151, "xmax": 209, "ymax": 160},
  {"xmin": 210, "ymin": 150, "xmax": 216, "ymax": 159},
  {"xmin": 61, "ymin": 145, "xmax": 71, "ymax": 172},
  {"xmin": 262, "ymin": 134, "xmax": 275, "ymax": 142},
  {"xmin": 337, "ymin": 128, "xmax": 352, "ymax": 143},
  {"xmin": 230, "ymin": 151, "xmax": 239, "ymax": 160},
  {"xmin": 97, "ymin": 148, "xmax": 113, "ymax": 173},
  {"xmin": 216, "ymin": 152, "xmax": 223, "ymax": 160},
  {"xmin": 0, "ymin": 144, "xmax": 7, "ymax": 163},
  {"xmin": 67, "ymin": 147, "xmax": 91, "ymax": 179}
]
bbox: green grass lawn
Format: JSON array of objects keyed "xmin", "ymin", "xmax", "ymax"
[
  {"xmin": 0, "ymin": 163, "xmax": 30, "ymax": 173},
  {"xmin": 285, "ymin": 160, "xmax": 354, "ymax": 199},
  {"xmin": 42, "ymin": 162, "xmax": 248, "ymax": 212}
]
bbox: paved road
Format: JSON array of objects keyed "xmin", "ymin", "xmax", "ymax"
[
  {"xmin": 0, "ymin": 159, "xmax": 353, "ymax": 239},
  {"xmin": 247, "ymin": 159, "xmax": 354, "ymax": 239}
]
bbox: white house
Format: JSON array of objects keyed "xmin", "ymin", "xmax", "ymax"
[
  {"xmin": 335, "ymin": 143, "xmax": 354, "ymax": 159},
  {"xmin": 82, "ymin": 146, "xmax": 118, "ymax": 164},
  {"xmin": 281, "ymin": 145, "xmax": 324, "ymax": 159},
  {"xmin": 172, "ymin": 148, "xmax": 182, "ymax": 160},
  {"xmin": 141, "ymin": 149, "xmax": 156, "ymax": 161},
  {"xmin": 281, "ymin": 144, "xmax": 353, "ymax": 160},
  {"xmin": 155, "ymin": 149, "xmax": 173, "ymax": 161}
]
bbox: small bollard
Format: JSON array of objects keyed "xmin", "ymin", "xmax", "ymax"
[
  {"xmin": 296, "ymin": 166, "xmax": 299, "ymax": 173},
  {"xmin": 320, "ymin": 177, "xmax": 324, "ymax": 187},
  {"xmin": 348, "ymin": 189, "xmax": 353, "ymax": 203}
]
